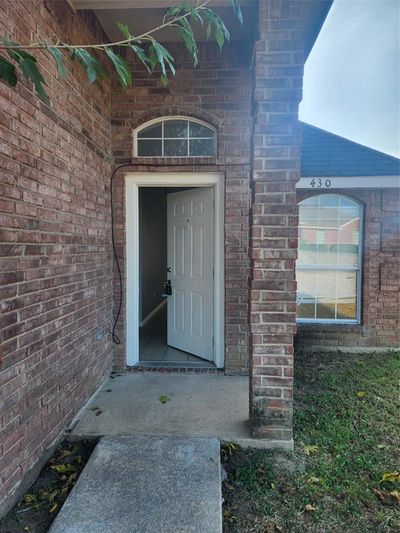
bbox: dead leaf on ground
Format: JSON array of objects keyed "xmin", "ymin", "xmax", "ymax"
[
  {"xmin": 380, "ymin": 471, "xmax": 400, "ymax": 484},
  {"xmin": 303, "ymin": 445, "xmax": 319, "ymax": 456},
  {"xmin": 50, "ymin": 464, "xmax": 77, "ymax": 475},
  {"xmin": 305, "ymin": 476, "xmax": 320, "ymax": 484},
  {"xmin": 374, "ymin": 488, "xmax": 400, "ymax": 506},
  {"xmin": 223, "ymin": 508, "xmax": 237, "ymax": 522},
  {"xmin": 257, "ymin": 464, "xmax": 265, "ymax": 477},
  {"xmin": 221, "ymin": 442, "xmax": 239, "ymax": 460},
  {"xmin": 67, "ymin": 473, "xmax": 78, "ymax": 486},
  {"xmin": 390, "ymin": 491, "xmax": 400, "ymax": 502},
  {"xmin": 263, "ymin": 523, "xmax": 279, "ymax": 533},
  {"xmin": 303, "ymin": 503, "xmax": 317, "ymax": 512},
  {"xmin": 57, "ymin": 449, "xmax": 72, "ymax": 460}
]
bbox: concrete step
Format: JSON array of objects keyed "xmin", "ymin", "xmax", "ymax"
[{"xmin": 49, "ymin": 436, "xmax": 222, "ymax": 533}]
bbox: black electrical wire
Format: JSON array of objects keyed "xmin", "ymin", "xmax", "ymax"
[
  {"xmin": 110, "ymin": 163, "xmax": 132, "ymax": 344},
  {"xmin": 110, "ymin": 161, "xmax": 191, "ymax": 344},
  {"xmin": 110, "ymin": 159, "xmax": 246, "ymax": 345}
]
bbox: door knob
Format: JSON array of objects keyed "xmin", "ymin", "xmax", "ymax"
[{"xmin": 161, "ymin": 279, "xmax": 172, "ymax": 297}]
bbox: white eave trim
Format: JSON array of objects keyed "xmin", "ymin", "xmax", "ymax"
[
  {"xmin": 297, "ymin": 175, "xmax": 400, "ymax": 190},
  {"xmin": 71, "ymin": 0, "xmax": 246, "ymax": 9}
]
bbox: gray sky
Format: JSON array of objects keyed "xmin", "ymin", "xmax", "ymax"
[{"xmin": 300, "ymin": 0, "xmax": 400, "ymax": 157}]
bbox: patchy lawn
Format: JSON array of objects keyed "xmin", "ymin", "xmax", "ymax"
[
  {"xmin": 0, "ymin": 440, "xmax": 96, "ymax": 533},
  {"xmin": 223, "ymin": 351, "xmax": 400, "ymax": 532}
]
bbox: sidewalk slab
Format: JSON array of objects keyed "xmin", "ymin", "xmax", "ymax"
[
  {"xmin": 49, "ymin": 436, "xmax": 222, "ymax": 533},
  {"xmin": 70, "ymin": 373, "xmax": 249, "ymax": 442}
]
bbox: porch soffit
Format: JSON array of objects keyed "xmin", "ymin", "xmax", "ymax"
[
  {"xmin": 71, "ymin": 1, "xmax": 256, "ymax": 43},
  {"xmin": 70, "ymin": 0, "xmax": 332, "ymax": 54}
]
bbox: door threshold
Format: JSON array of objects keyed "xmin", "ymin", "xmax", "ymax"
[{"xmin": 128, "ymin": 361, "xmax": 222, "ymax": 374}]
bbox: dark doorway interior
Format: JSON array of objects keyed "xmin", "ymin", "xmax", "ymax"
[{"xmin": 138, "ymin": 187, "xmax": 211, "ymax": 366}]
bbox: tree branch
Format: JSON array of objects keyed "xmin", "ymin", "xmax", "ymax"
[{"xmin": 0, "ymin": 0, "xmax": 211, "ymax": 51}]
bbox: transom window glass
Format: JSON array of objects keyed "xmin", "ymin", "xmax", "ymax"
[
  {"xmin": 136, "ymin": 118, "xmax": 216, "ymax": 157},
  {"xmin": 296, "ymin": 194, "xmax": 362, "ymax": 323}
]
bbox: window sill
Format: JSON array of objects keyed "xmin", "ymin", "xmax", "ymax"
[{"xmin": 297, "ymin": 322, "xmax": 362, "ymax": 331}]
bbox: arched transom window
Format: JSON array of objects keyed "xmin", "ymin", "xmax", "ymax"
[
  {"xmin": 296, "ymin": 194, "xmax": 363, "ymax": 323},
  {"xmin": 134, "ymin": 117, "xmax": 216, "ymax": 157}
]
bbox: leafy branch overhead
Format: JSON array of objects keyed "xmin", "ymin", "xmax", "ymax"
[{"xmin": 0, "ymin": 0, "xmax": 242, "ymax": 104}]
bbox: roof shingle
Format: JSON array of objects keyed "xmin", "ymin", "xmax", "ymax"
[{"xmin": 301, "ymin": 122, "xmax": 400, "ymax": 177}]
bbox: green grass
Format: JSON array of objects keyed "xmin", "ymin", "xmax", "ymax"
[{"xmin": 222, "ymin": 351, "xmax": 400, "ymax": 532}]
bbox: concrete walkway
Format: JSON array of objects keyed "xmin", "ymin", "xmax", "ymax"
[
  {"xmin": 50, "ymin": 436, "xmax": 222, "ymax": 533},
  {"xmin": 71, "ymin": 373, "xmax": 251, "ymax": 443}
]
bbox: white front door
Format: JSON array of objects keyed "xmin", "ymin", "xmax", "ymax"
[{"xmin": 167, "ymin": 188, "xmax": 214, "ymax": 361}]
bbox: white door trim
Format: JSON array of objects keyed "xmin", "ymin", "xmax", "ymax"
[{"xmin": 125, "ymin": 172, "xmax": 225, "ymax": 368}]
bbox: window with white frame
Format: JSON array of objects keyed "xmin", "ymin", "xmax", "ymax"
[
  {"xmin": 296, "ymin": 194, "xmax": 362, "ymax": 323},
  {"xmin": 135, "ymin": 117, "xmax": 216, "ymax": 157}
]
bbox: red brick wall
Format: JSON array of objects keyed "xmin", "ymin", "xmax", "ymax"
[
  {"xmin": 249, "ymin": 0, "xmax": 304, "ymax": 443},
  {"xmin": 0, "ymin": 1, "xmax": 113, "ymax": 511},
  {"xmin": 111, "ymin": 41, "xmax": 253, "ymax": 374},
  {"xmin": 295, "ymin": 188, "xmax": 400, "ymax": 351}
]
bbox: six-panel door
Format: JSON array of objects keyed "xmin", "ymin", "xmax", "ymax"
[{"xmin": 167, "ymin": 187, "xmax": 214, "ymax": 361}]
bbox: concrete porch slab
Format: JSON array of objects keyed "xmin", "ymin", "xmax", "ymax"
[
  {"xmin": 49, "ymin": 436, "xmax": 222, "ymax": 533},
  {"xmin": 70, "ymin": 373, "xmax": 250, "ymax": 441}
]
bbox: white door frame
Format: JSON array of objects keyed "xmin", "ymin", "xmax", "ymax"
[{"xmin": 125, "ymin": 172, "xmax": 225, "ymax": 368}]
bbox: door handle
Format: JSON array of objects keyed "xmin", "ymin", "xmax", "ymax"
[{"xmin": 161, "ymin": 279, "xmax": 172, "ymax": 298}]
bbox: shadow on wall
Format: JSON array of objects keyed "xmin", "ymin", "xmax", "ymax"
[{"xmin": 139, "ymin": 188, "xmax": 167, "ymax": 323}]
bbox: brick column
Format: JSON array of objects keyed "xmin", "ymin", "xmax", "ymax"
[{"xmin": 249, "ymin": 0, "xmax": 304, "ymax": 444}]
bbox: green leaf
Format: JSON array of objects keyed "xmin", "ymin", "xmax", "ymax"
[
  {"xmin": 130, "ymin": 44, "xmax": 152, "ymax": 73},
  {"xmin": 177, "ymin": 18, "xmax": 198, "ymax": 67},
  {"xmin": 147, "ymin": 45, "xmax": 158, "ymax": 70},
  {"xmin": 203, "ymin": 8, "xmax": 230, "ymax": 48},
  {"xmin": 117, "ymin": 21, "xmax": 131, "ymax": 40},
  {"xmin": 151, "ymin": 41, "xmax": 175, "ymax": 78},
  {"xmin": 165, "ymin": 6, "xmax": 181, "ymax": 18},
  {"xmin": 19, "ymin": 59, "xmax": 48, "ymax": 103},
  {"xmin": 215, "ymin": 25, "xmax": 224, "ymax": 49},
  {"xmin": 187, "ymin": 6, "xmax": 203, "ymax": 24},
  {"xmin": 6, "ymin": 47, "xmax": 37, "ymax": 62},
  {"xmin": 151, "ymin": 42, "xmax": 166, "ymax": 76},
  {"xmin": 230, "ymin": 0, "xmax": 243, "ymax": 25},
  {"xmin": 71, "ymin": 48, "xmax": 105, "ymax": 83},
  {"xmin": 48, "ymin": 47, "xmax": 66, "ymax": 79},
  {"xmin": 0, "ymin": 55, "xmax": 17, "ymax": 86},
  {"xmin": 206, "ymin": 21, "xmax": 212, "ymax": 40},
  {"xmin": 105, "ymin": 48, "xmax": 132, "ymax": 88}
]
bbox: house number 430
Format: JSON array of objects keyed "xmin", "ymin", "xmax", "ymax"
[{"xmin": 310, "ymin": 178, "xmax": 332, "ymax": 188}]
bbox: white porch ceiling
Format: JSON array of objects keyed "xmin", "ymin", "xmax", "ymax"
[
  {"xmin": 71, "ymin": 1, "xmax": 254, "ymax": 9},
  {"xmin": 70, "ymin": 0, "xmax": 257, "ymax": 42},
  {"xmin": 69, "ymin": 0, "xmax": 332, "ymax": 55}
]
